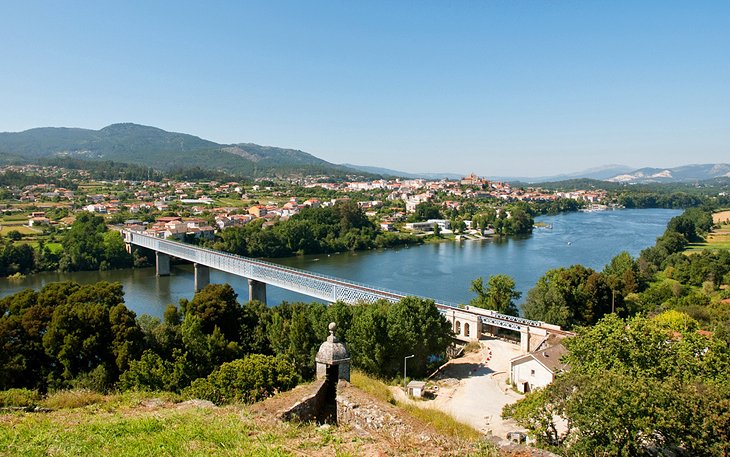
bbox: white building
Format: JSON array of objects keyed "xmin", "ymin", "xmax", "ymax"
[{"xmin": 510, "ymin": 338, "xmax": 568, "ymax": 393}]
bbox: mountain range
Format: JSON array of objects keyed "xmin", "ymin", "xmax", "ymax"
[
  {"xmin": 0, "ymin": 123, "xmax": 363, "ymax": 178},
  {"xmin": 605, "ymin": 164, "xmax": 730, "ymax": 183},
  {"xmin": 0, "ymin": 123, "xmax": 728, "ymax": 183}
]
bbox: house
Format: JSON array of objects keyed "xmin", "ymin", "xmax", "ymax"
[
  {"xmin": 249, "ymin": 205, "xmax": 267, "ymax": 217},
  {"xmin": 29, "ymin": 216, "xmax": 51, "ymax": 227},
  {"xmin": 510, "ymin": 337, "xmax": 568, "ymax": 393}
]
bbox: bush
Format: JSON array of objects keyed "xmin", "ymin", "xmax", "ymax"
[
  {"xmin": 463, "ymin": 341, "xmax": 481, "ymax": 353},
  {"xmin": 0, "ymin": 388, "xmax": 41, "ymax": 407},
  {"xmin": 43, "ymin": 389, "xmax": 104, "ymax": 409},
  {"xmin": 182, "ymin": 354, "xmax": 300, "ymax": 405}
]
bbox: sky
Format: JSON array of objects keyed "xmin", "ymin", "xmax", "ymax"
[{"xmin": 1, "ymin": 1, "xmax": 728, "ymax": 177}]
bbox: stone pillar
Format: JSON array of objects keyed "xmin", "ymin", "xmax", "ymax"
[
  {"xmin": 520, "ymin": 327, "xmax": 530, "ymax": 353},
  {"xmin": 248, "ymin": 279, "xmax": 267, "ymax": 304},
  {"xmin": 194, "ymin": 263, "xmax": 210, "ymax": 292},
  {"xmin": 156, "ymin": 252, "xmax": 170, "ymax": 276}
]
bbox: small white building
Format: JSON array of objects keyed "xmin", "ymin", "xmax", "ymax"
[
  {"xmin": 407, "ymin": 381, "xmax": 426, "ymax": 398},
  {"xmin": 510, "ymin": 338, "xmax": 568, "ymax": 393}
]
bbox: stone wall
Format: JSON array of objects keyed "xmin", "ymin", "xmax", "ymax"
[
  {"xmin": 335, "ymin": 381, "xmax": 411, "ymax": 437},
  {"xmin": 278, "ymin": 379, "xmax": 327, "ymax": 422}
]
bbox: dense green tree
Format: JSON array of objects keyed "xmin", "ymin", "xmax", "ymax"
[
  {"xmin": 411, "ymin": 202, "xmax": 442, "ymax": 222},
  {"xmin": 346, "ymin": 302, "xmax": 390, "ymax": 375},
  {"xmin": 184, "ymin": 284, "xmax": 243, "ymax": 343},
  {"xmin": 469, "ymin": 275, "xmax": 521, "ymax": 316},
  {"xmin": 385, "ymin": 297, "xmax": 453, "ymax": 378}
]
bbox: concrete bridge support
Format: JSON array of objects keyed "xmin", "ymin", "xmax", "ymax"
[
  {"xmin": 520, "ymin": 327, "xmax": 531, "ymax": 353},
  {"xmin": 248, "ymin": 279, "xmax": 267, "ymax": 304},
  {"xmin": 194, "ymin": 263, "xmax": 210, "ymax": 292},
  {"xmin": 156, "ymin": 252, "xmax": 170, "ymax": 276}
]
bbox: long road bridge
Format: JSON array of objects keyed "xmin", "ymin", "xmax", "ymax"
[{"xmin": 122, "ymin": 230, "xmax": 567, "ymax": 352}]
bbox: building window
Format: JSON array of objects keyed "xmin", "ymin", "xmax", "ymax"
[
  {"xmin": 455, "ymin": 321, "xmax": 461, "ymax": 334},
  {"xmin": 530, "ymin": 369, "xmax": 535, "ymax": 376},
  {"xmin": 464, "ymin": 323, "xmax": 470, "ymax": 337}
]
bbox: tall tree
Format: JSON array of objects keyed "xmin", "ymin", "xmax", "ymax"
[{"xmin": 469, "ymin": 275, "xmax": 521, "ymax": 316}]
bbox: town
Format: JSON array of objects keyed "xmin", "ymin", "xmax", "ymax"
[{"xmin": 1, "ymin": 164, "xmax": 607, "ymax": 245}]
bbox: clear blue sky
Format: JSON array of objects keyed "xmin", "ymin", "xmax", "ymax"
[{"xmin": 1, "ymin": 1, "xmax": 728, "ymax": 177}]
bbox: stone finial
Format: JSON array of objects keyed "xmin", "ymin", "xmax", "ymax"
[{"xmin": 328, "ymin": 322, "xmax": 338, "ymax": 342}]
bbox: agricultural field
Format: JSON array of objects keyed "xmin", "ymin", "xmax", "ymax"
[{"xmin": 686, "ymin": 210, "xmax": 730, "ymax": 251}]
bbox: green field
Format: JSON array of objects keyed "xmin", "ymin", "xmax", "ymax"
[
  {"xmin": 686, "ymin": 223, "xmax": 730, "ymax": 251},
  {"xmin": 0, "ymin": 222, "xmax": 39, "ymax": 236}
]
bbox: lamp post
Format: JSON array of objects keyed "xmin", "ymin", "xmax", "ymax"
[{"xmin": 403, "ymin": 354, "xmax": 415, "ymax": 393}]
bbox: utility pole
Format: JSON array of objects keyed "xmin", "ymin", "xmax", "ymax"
[{"xmin": 403, "ymin": 354, "xmax": 414, "ymax": 393}]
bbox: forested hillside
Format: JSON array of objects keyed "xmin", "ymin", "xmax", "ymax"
[{"xmin": 0, "ymin": 123, "xmax": 364, "ymax": 178}]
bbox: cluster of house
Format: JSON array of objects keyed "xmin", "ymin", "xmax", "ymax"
[
  {"xmin": 124, "ymin": 216, "xmax": 216, "ymax": 240},
  {"xmin": 309, "ymin": 174, "xmax": 596, "ymax": 214}
]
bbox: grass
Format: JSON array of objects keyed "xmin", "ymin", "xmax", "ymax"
[
  {"xmin": 349, "ymin": 370, "xmax": 483, "ymax": 442},
  {"xmin": 0, "ymin": 406, "xmax": 278, "ymax": 456},
  {"xmin": 686, "ymin": 223, "xmax": 730, "ymax": 252},
  {"xmin": 0, "ymin": 382, "xmax": 498, "ymax": 457},
  {"xmin": 43, "ymin": 390, "xmax": 106, "ymax": 410},
  {"xmin": 0, "ymin": 392, "xmax": 350, "ymax": 457},
  {"xmin": 0, "ymin": 223, "xmax": 38, "ymax": 236},
  {"xmin": 349, "ymin": 370, "xmax": 395, "ymax": 404},
  {"xmin": 214, "ymin": 197, "xmax": 248, "ymax": 207}
]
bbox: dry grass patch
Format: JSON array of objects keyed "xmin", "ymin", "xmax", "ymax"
[{"xmin": 43, "ymin": 389, "xmax": 105, "ymax": 409}]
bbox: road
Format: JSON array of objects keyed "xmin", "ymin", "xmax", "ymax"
[{"xmin": 392, "ymin": 338, "xmax": 527, "ymax": 443}]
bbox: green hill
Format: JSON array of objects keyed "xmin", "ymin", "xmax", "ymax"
[{"xmin": 0, "ymin": 123, "xmax": 363, "ymax": 178}]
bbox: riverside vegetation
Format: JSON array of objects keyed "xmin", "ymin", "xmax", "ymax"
[{"xmin": 502, "ymin": 206, "xmax": 730, "ymax": 456}]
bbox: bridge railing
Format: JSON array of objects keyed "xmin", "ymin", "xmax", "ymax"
[{"xmin": 123, "ymin": 229, "xmax": 548, "ymax": 329}]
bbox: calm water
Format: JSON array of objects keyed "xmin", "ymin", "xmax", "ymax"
[{"xmin": 0, "ymin": 208, "xmax": 681, "ymax": 317}]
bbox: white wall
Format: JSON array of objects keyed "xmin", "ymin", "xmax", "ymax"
[{"xmin": 511, "ymin": 358, "xmax": 553, "ymax": 392}]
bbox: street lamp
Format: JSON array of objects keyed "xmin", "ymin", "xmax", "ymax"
[{"xmin": 403, "ymin": 354, "xmax": 415, "ymax": 393}]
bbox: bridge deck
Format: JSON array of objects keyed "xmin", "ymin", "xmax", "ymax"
[{"xmin": 123, "ymin": 230, "xmax": 558, "ymax": 334}]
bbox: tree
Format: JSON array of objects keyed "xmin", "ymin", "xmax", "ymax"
[
  {"xmin": 412, "ymin": 202, "xmax": 441, "ymax": 222},
  {"xmin": 185, "ymin": 284, "xmax": 243, "ymax": 343},
  {"xmin": 386, "ymin": 297, "xmax": 452, "ymax": 378},
  {"xmin": 504, "ymin": 314, "xmax": 730, "ymax": 456},
  {"xmin": 469, "ymin": 275, "xmax": 521, "ymax": 316}
]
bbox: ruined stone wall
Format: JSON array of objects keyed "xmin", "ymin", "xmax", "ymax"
[
  {"xmin": 335, "ymin": 382, "xmax": 411, "ymax": 437},
  {"xmin": 278, "ymin": 379, "xmax": 327, "ymax": 422}
]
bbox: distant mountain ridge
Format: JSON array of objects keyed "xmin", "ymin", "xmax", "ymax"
[
  {"xmin": 0, "ymin": 123, "xmax": 365, "ymax": 178},
  {"xmin": 606, "ymin": 164, "xmax": 730, "ymax": 183}
]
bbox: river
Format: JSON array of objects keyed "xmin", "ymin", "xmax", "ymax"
[{"xmin": 0, "ymin": 208, "xmax": 681, "ymax": 318}]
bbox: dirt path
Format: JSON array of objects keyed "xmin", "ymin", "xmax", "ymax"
[{"xmin": 392, "ymin": 338, "xmax": 526, "ymax": 444}]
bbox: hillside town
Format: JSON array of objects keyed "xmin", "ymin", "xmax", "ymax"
[{"xmin": 1, "ymin": 164, "xmax": 607, "ymax": 241}]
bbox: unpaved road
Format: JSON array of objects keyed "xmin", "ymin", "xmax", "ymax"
[{"xmin": 393, "ymin": 338, "xmax": 527, "ymax": 443}]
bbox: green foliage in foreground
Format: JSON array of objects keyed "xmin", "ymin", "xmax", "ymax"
[{"xmin": 0, "ymin": 405, "xmax": 292, "ymax": 457}]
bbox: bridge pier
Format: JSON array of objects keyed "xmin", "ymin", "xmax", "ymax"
[
  {"xmin": 248, "ymin": 279, "xmax": 267, "ymax": 304},
  {"xmin": 156, "ymin": 252, "xmax": 170, "ymax": 276},
  {"xmin": 194, "ymin": 263, "xmax": 210, "ymax": 292},
  {"xmin": 520, "ymin": 327, "xmax": 531, "ymax": 353}
]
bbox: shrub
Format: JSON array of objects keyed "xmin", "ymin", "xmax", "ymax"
[
  {"xmin": 183, "ymin": 354, "xmax": 300, "ymax": 405},
  {"xmin": 463, "ymin": 341, "xmax": 481, "ymax": 353},
  {"xmin": 0, "ymin": 388, "xmax": 41, "ymax": 407},
  {"xmin": 43, "ymin": 389, "xmax": 104, "ymax": 409}
]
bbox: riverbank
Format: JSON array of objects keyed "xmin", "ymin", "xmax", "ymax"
[{"xmin": 0, "ymin": 209, "xmax": 679, "ymax": 319}]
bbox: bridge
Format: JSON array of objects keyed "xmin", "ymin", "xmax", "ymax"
[{"xmin": 122, "ymin": 229, "xmax": 567, "ymax": 352}]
